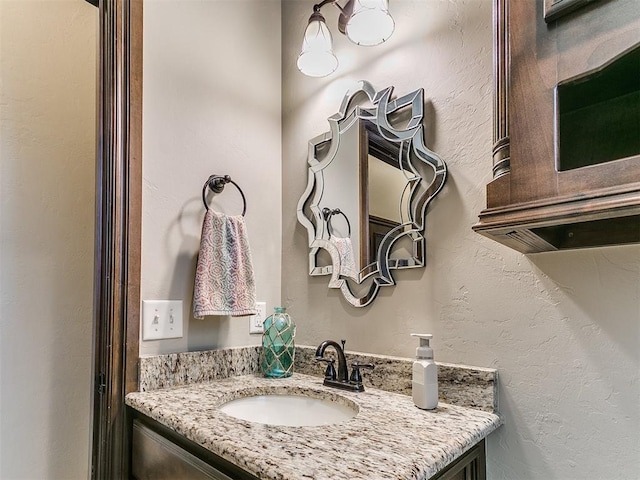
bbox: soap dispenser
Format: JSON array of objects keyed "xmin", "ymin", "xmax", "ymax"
[{"xmin": 411, "ymin": 333, "xmax": 438, "ymax": 410}]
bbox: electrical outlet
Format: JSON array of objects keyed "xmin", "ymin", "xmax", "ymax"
[
  {"xmin": 249, "ymin": 302, "xmax": 267, "ymax": 334},
  {"xmin": 142, "ymin": 300, "xmax": 184, "ymax": 340}
]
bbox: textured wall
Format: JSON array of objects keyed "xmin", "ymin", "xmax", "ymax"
[
  {"xmin": 282, "ymin": 1, "xmax": 640, "ymax": 478},
  {"xmin": 141, "ymin": 0, "xmax": 282, "ymax": 355},
  {"xmin": 0, "ymin": 0, "xmax": 97, "ymax": 478}
]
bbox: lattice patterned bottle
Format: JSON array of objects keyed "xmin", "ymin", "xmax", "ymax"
[{"xmin": 261, "ymin": 307, "xmax": 296, "ymax": 378}]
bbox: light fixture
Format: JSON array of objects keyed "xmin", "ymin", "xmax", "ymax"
[
  {"xmin": 345, "ymin": 0, "xmax": 395, "ymax": 46},
  {"xmin": 297, "ymin": 10, "xmax": 339, "ymax": 78},
  {"xmin": 297, "ymin": 0, "xmax": 395, "ymax": 77}
]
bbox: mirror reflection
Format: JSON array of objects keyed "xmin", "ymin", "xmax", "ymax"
[{"xmin": 297, "ymin": 81, "xmax": 447, "ymax": 307}]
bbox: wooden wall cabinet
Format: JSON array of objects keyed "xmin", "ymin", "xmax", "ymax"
[{"xmin": 473, "ymin": 0, "xmax": 640, "ymax": 253}]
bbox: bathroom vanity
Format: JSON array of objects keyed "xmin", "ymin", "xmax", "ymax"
[
  {"xmin": 131, "ymin": 419, "xmax": 485, "ymax": 480},
  {"xmin": 126, "ymin": 347, "xmax": 501, "ymax": 480}
]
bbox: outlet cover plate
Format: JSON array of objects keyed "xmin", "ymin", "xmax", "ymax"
[
  {"xmin": 142, "ymin": 300, "xmax": 184, "ymax": 341},
  {"xmin": 249, "ymin": 302, "xmax": 267, "ymax": 334}
]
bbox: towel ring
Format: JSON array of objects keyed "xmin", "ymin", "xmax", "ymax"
[
  {"xmin": 202, "ymin": 174, "xmax": 247, "ymax": 216},
  {"xmin": 322, "ymin": 207, "xmax": 351, "ymax": 238}
]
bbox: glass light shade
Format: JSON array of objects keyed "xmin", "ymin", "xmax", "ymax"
[
  {"xmin": 346, "ymin": 0, "xmax": 395, "ymax": 46},
  {"xmin": 297, "ymin": 14, "xmax": 339, "ymax": 77}
]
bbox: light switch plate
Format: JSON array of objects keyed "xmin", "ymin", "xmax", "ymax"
[
  {"xmin": 249, "ymin": 302, "xmax": 267, "ymax": 334},
  {"xmin": 142, "ymin": 300, "xmax": 184, "ymax": 341}
]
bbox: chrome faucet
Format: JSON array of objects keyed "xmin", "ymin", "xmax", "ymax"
[{"xmin": 315, "ymin": 339, "xmax": 374, "ymax": 392}]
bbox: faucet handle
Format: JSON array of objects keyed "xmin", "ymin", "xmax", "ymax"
[
  {"xmin": 349, "ymin": 362, "xmax": 374, "ymax": 384},
  {"xmin": 315, "ymin": 357, "xmax": 337, "ymax": 381}
]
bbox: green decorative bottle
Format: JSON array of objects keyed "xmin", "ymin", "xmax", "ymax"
[{"xmin": 261, "ymin": 307, "xmax": 296, "ymax": 378}]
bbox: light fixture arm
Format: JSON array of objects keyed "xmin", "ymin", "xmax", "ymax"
[
  {"xmin": 312, "ymin": 0, "xmax": 354, "ymax": 35},
  {"xmin": 313, "ymin": 0, "xmax": 339, "ymax": 12}
]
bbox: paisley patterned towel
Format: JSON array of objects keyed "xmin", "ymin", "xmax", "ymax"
[
  {"xmin": 330, "ymin": 236, "xmax": 358, "ymax": 279},
  {"xmin": 193, "ymin": 210, "xmax": 257, "ymax": 318}
]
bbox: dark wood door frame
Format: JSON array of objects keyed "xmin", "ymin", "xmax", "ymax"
[{"xmin": 91, "ymin": 0, "xmax": 142, "ymax": 477}]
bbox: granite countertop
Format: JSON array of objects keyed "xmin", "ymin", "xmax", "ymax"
[{"xmin": 126, "ymin": 372, "xmax": 501, "ymax": 480}]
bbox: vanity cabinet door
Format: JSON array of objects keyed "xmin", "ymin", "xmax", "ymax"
[
  {"xmin": 129, "ymin": 412, "xmax": 260, "ymax": 480},
  {"xmin": 132, "ymin": 420, "xmax": 231, "ymax": 480},
  {"xmin": 430, "ymin": 440, "xmax": 486, "ymax": 480}
]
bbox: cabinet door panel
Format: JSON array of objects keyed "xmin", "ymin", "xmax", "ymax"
[
  {"xmin": 431, "ymin": 440, "xmax": 486, "ymax": 480},
  {"xmin": 509, "ymin": 0, "xmax": 557, "ymax": 205},
  {"xmin": 132, "ymin": 421, "xmax": 232, "ymax": 480}
]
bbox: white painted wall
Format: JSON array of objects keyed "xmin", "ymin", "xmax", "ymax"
[
  {"xmin": 0, "ymin": 0, "xmax": 97, "ymax": 478},
  {"xmin": 282, "ymin": 1, "xmax": 639, "ymax": 479},
  {"xmin": 141, "ymin": 0, "xmax": 282, "ymax": 355}
]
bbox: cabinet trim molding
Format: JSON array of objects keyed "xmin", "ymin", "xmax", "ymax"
[
  {"xmin": 492, "ymin": 0, "xmax": 510, "ymax": 180},
  {"xmin": 91, "ymin": 0, "xmax": 142, "ymax": 477}
]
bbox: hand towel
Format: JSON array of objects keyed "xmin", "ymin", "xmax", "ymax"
[
  {"xmin": 330, "ymin": 236, "xmax": 358, "ymax": 279},
  {"xmin": 193, "ymin": 210, "xmax": 257, "ymax": 318}
]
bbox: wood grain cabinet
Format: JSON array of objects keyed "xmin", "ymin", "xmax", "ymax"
[
  {"xmin": 129, "ymin": 413, "xmax": 259, "ymax": 480},
  {"xmin": 132, "ymin": 420, "xmax": 229, "ymax": 480},
  {"xmin": 473, "ymin": 0, "xmax": 640, "ymax": 253},
  {"xmin": 430, "ymin": 440, "xmax": 486, "ymax": 480}
]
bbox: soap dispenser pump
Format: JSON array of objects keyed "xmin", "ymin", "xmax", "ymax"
[{"xmin": 411, "ymin": 333, "xmax": 438, "ymax": 410}]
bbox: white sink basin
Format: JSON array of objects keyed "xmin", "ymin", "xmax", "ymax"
[{"xmin": 219, "ymin": 393, "xmax": 358, "ymax": 427}]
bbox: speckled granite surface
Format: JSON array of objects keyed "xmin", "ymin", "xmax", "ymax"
[
  {"xmin": 126, "ymin": 373, "xmax": 501, "ymax": 480},
  {"xmin": 138, "ymin": 345, "xmax": 261, "ymax": 391},
  {"xmin": 139, "ymin": 345, "xmax": 497, "ymax": 412},
  {"xmin": 295, "ymin": 346, "xmax": 497, "ymax": 412}
]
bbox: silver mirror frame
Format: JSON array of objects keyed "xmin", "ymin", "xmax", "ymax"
[{"xmin": 297, "ymin": 81, "xmax": 447, "ymax": 307}]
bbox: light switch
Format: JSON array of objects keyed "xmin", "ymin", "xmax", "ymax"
[
  {"xmin": 142, "ymin": 300, "xmax": 184, "ymax": 340},
  {"xmin": 249, "ymin": 302, "xmax": 267, "ymax": 334}
]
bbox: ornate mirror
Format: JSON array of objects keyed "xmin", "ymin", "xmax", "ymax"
[{"xmin": 297, "ymin": 81, "xmax": 447, "ymax": 307}]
